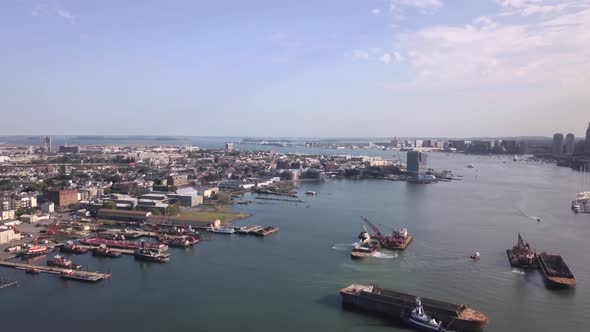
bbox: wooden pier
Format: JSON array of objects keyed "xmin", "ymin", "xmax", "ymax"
[{"xmin": 0, "ymin": 261, "xmax": 111, "ymax": 282}]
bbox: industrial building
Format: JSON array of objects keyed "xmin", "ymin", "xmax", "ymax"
[{"xmin": 96, "ymin": 208, "xmax": 152, "ymax": 223}]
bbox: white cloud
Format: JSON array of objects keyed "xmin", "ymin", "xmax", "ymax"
[
  {"xmin": 55, "ymin": 7, "xmax": 76, "ymax": 24},
  {"xmin": 353, "ymin": 49, "xmax": 370, "ymax": 60},
  {"xmin": 381, "ymin": 53, "xmax": 392, "ymax": 64},
  {"xmin": 390, "ymin": 0, "xmax": 443, "ymax": 12},
  {"xmin": 393, "ymin": 6, "xmax": 590, "ymax": 90},
  {"xmin": 393, "ymin": 51, "xmax": 404, "ymax": 62},
  {"xmin": 372, "ymin": 8, "xmax": 381, "ymax": 15}
]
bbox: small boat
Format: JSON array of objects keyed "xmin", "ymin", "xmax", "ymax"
[
  {"xmin": 60, "ymin": 241, "xmax": 88, "ymax": 254},
  {"xmin": 467, "ymin": 164, "xmax": 474, "ymax": 169},
  {"xmin": 305, "ymin": 191, "xmax": 317, "ymax": 195},
  {"xmin": 47, "ymin": 255, "xmax": 81, "ymax": 269},
  {"xmin": 25, "ymin": 267, "xmax": 41, "ymax": 274},
  {"xmin": 403, "ymin": 297, "xmax": 449, "ymax": 332},
  {"xmin": 208, "ymin": 226, "xmax": 235, "ymax": 234},
  {"xmin": 469, "ymin": 252, "xmax": 480, "ymax": 260},
  {"xmin": 571, "ymin": 201, "xmax": 580, "ymax": 213},
  {"xmin": 92, "ymin": 244, "xmax": 122, "ymax": 258}
]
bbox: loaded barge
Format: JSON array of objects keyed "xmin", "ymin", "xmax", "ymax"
[
  {"xmin": 537, "ymin": 252, "xmax": 576, "ymax": 289},
  {"xmin": 340, "ymin": 284, "xmax": 488, "ymax": 332},
  {"xmin": 80, "ymin": 237, "xmax": 167, "ymax": 251}
]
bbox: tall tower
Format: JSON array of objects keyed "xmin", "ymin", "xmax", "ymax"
[
  {"xmin": 44, "ymin": 136, "xmax": 52, "ymax": 153},
  {"xmin": 565, "ymin": 133, "xmax": 575, "ymax": 154},
  {"xmin": 552, "ymin": 133, "xmax": 564, "ymax": 156},
  {"xmin": 585, "ymin": 122, "xmax": 590, "ymax": 154}
]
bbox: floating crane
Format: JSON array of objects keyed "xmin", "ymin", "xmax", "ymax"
[{"xmin": 360, "ymin": 216, "xmax": 413, "ymax": 250}]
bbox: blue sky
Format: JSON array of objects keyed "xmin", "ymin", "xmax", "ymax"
[{"xmin": 1, "ymin": 0, "xmax": 589, "ymax": 137}]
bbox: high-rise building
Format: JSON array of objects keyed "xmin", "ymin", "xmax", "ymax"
[
  {"xmin": 407, "ymin": 151, "xmax": 427, "ymax": 175},
  {"xmin": 585, "ymin": 122, "xmax": 590, "ymax": 154},
  {"xmin": 44, "ymin": 136, "xmax": 52, "ymax": 153},
  {"xmin": 225, "ymin": 142, "xmax": 234, "ymax": 152},
  {"xmin": 565, "ymin": 133, "xmax": 575, "ymax": 154},
  {"xmin": 552, "ymin": 133, "xmax": 564, "ymax": 156}
]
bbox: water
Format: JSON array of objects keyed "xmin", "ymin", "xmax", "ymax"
[{"xmin": 1, "ymin": 153, "xmax": 589, "ymax": 331}]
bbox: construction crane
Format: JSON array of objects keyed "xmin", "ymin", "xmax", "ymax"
[{"xmin": 360, "ymin": 216, "xmax": 383, "ymax": 238}]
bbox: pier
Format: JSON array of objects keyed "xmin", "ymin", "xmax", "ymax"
[{"xmin": 0, "ymin": 261, "xmax": 111, "ymax": 282}]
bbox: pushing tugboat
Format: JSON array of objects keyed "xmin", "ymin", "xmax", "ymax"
[
  {"xmin": 340, "ymin": 284, "xmax": 488, "ymax": 332},
  {"xmin": 506, "ymin": 233, "xmax": 536, "ymax": 268},
  {"xmin": 403, "ymin": 297, "xmax": 453, "ymax": 332},
  {"xmin": 351, "ymin": 229, "xmax": 380, "ymax": 259}
]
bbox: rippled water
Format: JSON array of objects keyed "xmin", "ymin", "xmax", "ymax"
[{"xmin": 1, "ymin": 153, "xmax": 588, "ymax": 332}]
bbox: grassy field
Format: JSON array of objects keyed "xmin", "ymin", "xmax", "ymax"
[{"xmin": 178, "ymin": 208, "xmax": 250, "ymax": 224}]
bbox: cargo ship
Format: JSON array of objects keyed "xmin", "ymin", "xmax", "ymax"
[
  {"xmin": 80, "ymin": 237, "xmax": 167, "ymax": 251},
  {"xmin": 340, "ymin": 284, "xmax": 488, "ymax": 332},
  {"xmin": 537, "ymin": 252, "xmax": 576, "ymax": 289},
  {"xmin": 92, "ymin": 244, "xmax": 122, "ymax": 258},
  {"xmin": 20, "ymin": 245, "xmax": 49, "ymax": 258},
  {"xmin": 47, "ymin": 255, "xmax": 82, "ymax": 269},
  {"xmin": 506, "ymin": 233, "xmax": 536, "ymax": 269},
  {"xmin": 351, "ymin": 230, "xmax": 380, "ymax": 259},
  {"xmin": 60, "ymin": 241, "xmax": 89, "ymax": 254}
]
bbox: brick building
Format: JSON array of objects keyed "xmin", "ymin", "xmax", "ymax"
[{"xmin": 46, "ymin": 189, "xmax": 79, "ymax": 207}]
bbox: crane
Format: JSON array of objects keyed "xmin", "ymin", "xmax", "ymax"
[{"xmin": 360, "ymin": 216, "xmax": 383, "ymax": 238}]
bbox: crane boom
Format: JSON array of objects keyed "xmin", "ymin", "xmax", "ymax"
[{"xmin": 360, "ymin": 216, "xmax": 383, "ymax": 237}]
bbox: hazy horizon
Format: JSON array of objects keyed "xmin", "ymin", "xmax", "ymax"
[{"xmin": 1, "ymin": 0, "xmax": 589, "ymax": 137}]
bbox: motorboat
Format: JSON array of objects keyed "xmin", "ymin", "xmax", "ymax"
[{"xmin": 470, "ymin": 252, "xmax": 480, "ymax": 260}]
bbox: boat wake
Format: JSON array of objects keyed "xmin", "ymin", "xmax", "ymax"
[
  {"xmin": 332, "ymin": 243, "xmax": 357, "ymax": 251},
  {"xmin": 518, "ymin": 208, "xmax": 542, "ymax": 222},
  {"xmin": 372, "ymin": 251, "xmax": 398, "ymax": 259},
  {"xmin": 510, "ymin": 268, "xmax": 526, "ymax": 275}
]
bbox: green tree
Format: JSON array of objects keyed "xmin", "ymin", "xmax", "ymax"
[
  {"xmin": 149, "ymin": 208, "xmax": 162, "ymax": 216},
  {"xmin": 167, "ymin": 204, "xmax": 180, "ymax": 216},
  {"xmin": 102, "ymin": 201, "xmax": 117, "ymax": 209}
]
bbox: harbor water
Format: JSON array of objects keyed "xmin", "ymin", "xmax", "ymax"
[{"xmin": 1, "ymin": 153, "xmax": 589, "ymax": 332}]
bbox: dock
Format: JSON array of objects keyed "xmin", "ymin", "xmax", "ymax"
[
  {"xmin": 255, "ymin": 197, "xmax": 304, "ymax": 202},
  {"xmin": 0, "ymin": 261, "xmax": 111, "ymax": 282}
]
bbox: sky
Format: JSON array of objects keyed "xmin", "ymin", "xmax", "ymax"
[{"xmin": 1, "ymin": 0, "xmax": 589, "ymax": 138}]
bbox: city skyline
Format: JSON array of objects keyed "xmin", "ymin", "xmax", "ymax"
[{"xmin": 1, "ymin": 0, "xmax": 589, "ymax": 137}]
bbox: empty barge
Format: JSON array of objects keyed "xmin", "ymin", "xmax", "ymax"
[
  {"xmin": 340, "ymin": 284, "xmax": 488, "ymax": 332},
  {"xmin": 537, "ymin": 252, "xmax": 576, "ymax": 289}
]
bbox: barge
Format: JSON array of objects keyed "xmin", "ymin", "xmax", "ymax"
[
  {"xmin": 92, "ymin": 244, "xmax": 122, "ymax": 258},
  {"xmin": 134, "ymin": 248, "xmax": 170, "ymax": 263},
  {"xmin": 360, "ymin": 217, "xmax": 413, "ymax": 250},
  {"xmin": 340, "ymin": 284, "xmax": 488, "ymax": 332},
  {"xmin": 537, "ymin": 252, "xmax": 576, "ymax": 289},
  {"xmin": 253, "ymin": 226, "xmax": 279, "ymax": 237},
  {"xmin": 20, "ymin": 245, "xmax": 49, "ymax": 259},
  {"xmin": 47, "ymin": 255, "xmax": 81, "ymax": 270},
  {"xmin": 60, "ymin": 242, "xmax": 89, "ymax": 254},
  {"xmin": 80, "ymin": 237, "xmax": 167, "ymax": 251},
  {"xmin": 158, "ymin": 235, "xmax": 199, "ymax": 247},
  {"xmin": 506, "ymin": 233, "xmax": 536, "ymax": 269}
]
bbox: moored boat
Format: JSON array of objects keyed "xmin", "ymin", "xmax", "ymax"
[
  {"xmin": 340, "ymin": 284, "xmax": 488, "ymax": 331},
  {"xmin": 20, "ymin": 245, "xmax": 49, "ymax": 259},
  {"xmin": 47, "ymin": 255, "xmax": 81, "ymax": 269},
  {"xmin": 60, "ymin": 241, "xmax": 88, "ymax": 254},
  {"xmin": 506, "ymin": 233, "xmax": 536, "ymax": 268},
  {"xmin": 537, "ymin": 252, "xmax": 576, "ymax": 289},
  {"xmin": 208, "ymin": 226, "xmax": 235, "ymax": 234},
  {"xmin": 134, "ymin": 248, "xmax": 170, "ymax": 263},
  {"xmin": 92, "ymin": 244, "xmax": 122, "ymax": 258},
  {"xmin": 253, "ymin": 226, "xmax": 279, "ymax": 237},
  {"xmin": 25, "ymin": 267, "xmax": 41, "ymax": 274}
]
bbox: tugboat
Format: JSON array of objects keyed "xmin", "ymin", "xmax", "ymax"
[
  {"xmin": 92, "ymin": 244, "xmax": 122, "ymax": 258},
  {"xmin": 506, "ymin": 233, "xmax": 537, "ymax": 268},
  {"xmin": 25, "ymin": 267, "xmax": 41, "ymax": 274},
  {"xmin": 134, "ymin": 241, "xmax": 170, "ymax": 263},
  {"xmin": 351, "ymin": 229, "xmax": 380, "ymax": 259},
  {"xmin": 403, "ymin": 297, "xmax": 449, "ymax": 332},
  {"xmin": 60, "ymin": 241, "xmax": 88, "ymax": 254},
  {"xmin": 20, "ymin": 245, "xmax": 49, "ymax": 259},
  {"xmin": 47, "ymin": 255, "xmax": 81, "ymax": 269}
]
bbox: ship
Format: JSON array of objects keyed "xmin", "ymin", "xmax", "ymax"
[
  {"xmin": 537, "ymin": 252, "xmax": 576, "ymax": 289},
  {"xmin": 60, "ymin": 241, "xmax": 89, "ymax": 254},
  {"xmin": 361, "ymin": 217, "xmax": 413, "ymax": 250},
  {"xmin": 351, "ymin": 230, "xmax": 380, "ymax": 259},
  {"xmin": 20, "ymin": 245, "xmax": 49, "ymax": 258},
  {"xmin": 134, "ymin": 241, "xmax": 170, "ymax": 263},
  {"xmin": 47, "ymin": 255, "xmax": 81, "ymax": 269},
  {"xmin": 506, "ymin": 233, "xmax": 537, "ymax": 268},
  {"xmin": 158, "ymin": 235, "xmax": 199, "ymax": 247},
  {"xmin": 340, "ymin": 284, "xmax": 488, "ymax": 332},
  {"xmin": 92, "ymin": 244, "xmax": 122, "ymax": 258}
]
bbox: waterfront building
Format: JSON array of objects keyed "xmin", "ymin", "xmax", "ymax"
[
  {"xmin": 565, "ymin": 133, "xmax": 575, "ymax": 155},
  {"xmin": 585, "ymin": 122, "xmax": 590, "ymax": 154},
  {"xmin": 407, "ymin": 151, "xmax": 427, "ymax": 176},
  {"xmin": 553, "ymin": 133, "xmax": 564, "ymax": 156}
]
